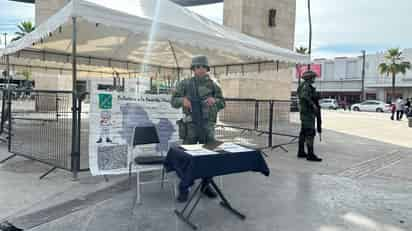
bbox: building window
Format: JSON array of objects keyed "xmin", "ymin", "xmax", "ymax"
[{"xmin": 268, "ymin": 9, "xmax": 277, "ymax": 27}]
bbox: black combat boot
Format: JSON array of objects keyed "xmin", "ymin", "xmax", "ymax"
[
  {"xmin": 306, "ymin": 144, "xmax": 322, "ymax": 162},
  {"xmin": 297, "ymin": 131, "xmax": 307, "ymax": 158},
  {"xmin": 177, "ymin": 191, "xmax": 189, "ymax": 203},
  {"xmin": 297, "ymin": 138, "xmax": 307, "ymax": 158}
]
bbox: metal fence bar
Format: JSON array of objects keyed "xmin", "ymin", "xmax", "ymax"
[
  {"xmin": 7, "ymin": 89, "xmax": 11, "ymax": 152},
  {"xmin": 254, "ymin": 101, "xmax": 259, "ymax": 130},
  {"xmin": 0, "ymin": 91, "xmax": 6, "ymax": 134},
  {"xmin": 268, "ymin": 101, "xmax": 274, "ymax": 147},
  {"xmin": 4, "ymin": 89, "xmax": 75, "ymax": 172}
]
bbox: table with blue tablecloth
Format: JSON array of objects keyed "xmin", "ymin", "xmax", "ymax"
[{"xmin": 164, "ymin": 145, "xmax": 270, "ymax": 230}]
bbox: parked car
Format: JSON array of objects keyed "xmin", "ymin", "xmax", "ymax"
[
  {"xmin": 319, "ymin": 98, "xmax": 338, "ymax": 110},
  {"xmin": 350, "ymin": 100, "xmax": 391, "ymax": 112}
]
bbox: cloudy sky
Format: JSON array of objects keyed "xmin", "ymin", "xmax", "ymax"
[
  {"xmin": 0, "ymin": 0, "xmax": 34, "ymax": 46},
  {"xmin": 1, "ymin": 0, "xmax": 411, "ymax": 59}
]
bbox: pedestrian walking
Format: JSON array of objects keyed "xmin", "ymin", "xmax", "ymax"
[
  {"xmin": 395, "ymin": 97, "xmax": 404, "ymax": 120},
  {"xmin": 405, "ymin": 98, "xmax": 411, "ymax": 115},
  {"xmin": 390, "ymin": 103, "xmax": 396, "ymax": 120}
]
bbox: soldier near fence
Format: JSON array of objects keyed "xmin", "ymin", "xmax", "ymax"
[
  {"xmin": 297, "ymin": 70, "xmax": 322, "ymax": 162},
  {"xmin": 171, "ymin": 55, "xmax": 225, "ymax": 202}
]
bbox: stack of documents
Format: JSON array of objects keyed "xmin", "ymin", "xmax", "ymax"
[
  {"xmin": 181, "ymin": 144, "xmax": 219, "ymax": 156},
  {"xmin": 218, "ymin": 143, "xmax": 254, "ymax": 153},
  {"xmin": 180, "ymin": 144, "xmax": 204, "ymax": 151}
]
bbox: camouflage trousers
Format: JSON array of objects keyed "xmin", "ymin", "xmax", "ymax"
[
  {"xmin": 183, "ymin": 122, "xmax": 216, "ymax": 145},
  {"xmin": 298, "ymin": 127, "xmax": 316, "ymax": 154}
]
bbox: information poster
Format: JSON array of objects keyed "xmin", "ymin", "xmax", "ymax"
[{"xmin": 89, "ymin": 78, "xmax": 182, "ymax": 175}]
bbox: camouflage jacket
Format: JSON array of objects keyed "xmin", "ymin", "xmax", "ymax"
[
  {"xmin": 297, "ymin": 80, "xmax": 317, "ymax": 128},
  {"xmin": 171, "ymin": 75, "xmax": 225, "ymax": 123}
]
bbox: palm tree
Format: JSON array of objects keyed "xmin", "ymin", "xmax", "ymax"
[
  {"xmin": 296, "ymin": 46, "xmax": 308, "ymax": 86},
  {"xmin": 12, "ymin": 21, "xmax": 35, "ymax": 41},
  {"xmin": 378, "ymin": 48, "xmax": 411, "ymax": 102},
  {"xmin": 296, "ymin": 46, "xmax": 308, "ymax": 54}
]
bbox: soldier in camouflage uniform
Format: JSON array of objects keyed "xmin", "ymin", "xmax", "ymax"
[
  {"xmin": 297, "ymin": 70, "xmax": 322, "ymax": 162},
  {"xmin": 171, "ymin": 55, "xmax": 225, "ymax": 202}
]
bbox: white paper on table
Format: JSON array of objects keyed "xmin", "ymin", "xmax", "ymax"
[
  {"xmin": 180, "ymin": 144, "xmax": 205, "ymax": 151},
  {"xmin": 185, "ymin": 148, "xmax": 219, "ymax": 156},
  {"xmin": 219, "ymin": 143, "xmax": 254, "ymax": 153}
]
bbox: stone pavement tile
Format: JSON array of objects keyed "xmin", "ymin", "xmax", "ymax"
[
  {"xmin": 372, "ymin": 149, "xmax": 412, "ymax": 182},
  {"xmin": 2, "ymin": 111, "xmax": 411, "ymax": 230},
  {"xmin": 27, "ymin": 170, "xmax": 412, "ymax": 231},
  {"xmin": 294, "ymin": 110, "xmax": 412, "ymax": 148},
  {"xmin": 0, "ymin": 145, "xmax": 126, "ymax": 222},
  {"xmin": 0, "ymin": 154, "xmax": 75, "ymax": 221},
  {"xmin": 266, "ymin": 129, "xmax": 411, "ymax": 180}
]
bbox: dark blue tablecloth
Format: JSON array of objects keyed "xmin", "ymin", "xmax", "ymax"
[{"xmin": 164, "ymin": 146, "xmax": 270, "ymax": 191}]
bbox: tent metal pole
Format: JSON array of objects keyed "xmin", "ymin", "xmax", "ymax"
[
  {"xmin": 6, "ymin": 54, "xmax": 11, "ymax": 152},
  {"xmin": 71, "ymin": 17, "xmax": 79, "ymax": 180},
  {"xmin": 168, "ymin": 40, "xmax": 180, "ymax": 82}
]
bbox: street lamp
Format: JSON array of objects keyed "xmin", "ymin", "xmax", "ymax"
[
  {"xmin": 361, "ymin": 50, "xmax": 366, "ymax": 101},
  {"xmin": 307, "ymin": 0, "xmax": 312, "ymax": 70}
]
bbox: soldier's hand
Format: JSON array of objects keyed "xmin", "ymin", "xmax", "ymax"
[
  {"xmin": 183, "ymin": 97, "xmax": 192, "ymax": 110},
  {"xmin": 205, "ymin": 97, "xmax": 216, "ymax": 106}
]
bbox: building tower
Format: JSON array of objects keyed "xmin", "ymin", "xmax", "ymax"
[{"xmin": 223, "ymin": 0, "xmax": 296, "ymax": 49}]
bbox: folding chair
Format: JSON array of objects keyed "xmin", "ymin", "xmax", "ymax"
[{"xmin": 128, "ymin": 125, "xmax": 169, "ymax": 204}]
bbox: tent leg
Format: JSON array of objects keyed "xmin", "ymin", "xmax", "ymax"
[
  {"xmin": 168, "ymin": 40, "xmax": 180, "ymax": 82},
  {"xmin": 71, "ymin": 17, "xmax": 80, "ymax": 180}
]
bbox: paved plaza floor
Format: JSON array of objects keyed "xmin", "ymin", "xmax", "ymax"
[{"xmin": 0, "ymin": 111, "xmax": 411, "ymax": 231}]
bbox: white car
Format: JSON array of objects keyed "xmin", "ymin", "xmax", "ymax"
[
  {"xmin": 351, "ymin": 100, "xmax": 391, "ymax": 112},
  {"xmin": 319, "ymin": 98, "xmax": 338, "ymax": 110}
]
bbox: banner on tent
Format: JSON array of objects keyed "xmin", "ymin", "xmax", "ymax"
[{"xmin": 88, "ymin": 78, "xmax": 182, "ymax": 176}]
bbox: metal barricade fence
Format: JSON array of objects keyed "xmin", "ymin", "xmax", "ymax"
[
  {"xmin": 0, "ymin": 93, "xmax": 299, "ymax": 178},
  {"xmin": 217, "ymin": 98, "xmax": 299, "ymax": 150},
  {"xmin": 0, "ymin": 89, "xmax": 78, "ymax": 175}
]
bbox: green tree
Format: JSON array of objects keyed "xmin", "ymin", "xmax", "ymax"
[
  {"xmin": 378, "ymin": 48, "xmax": 411, "ymax": 101},
  {"xmin": 295, "ymin": 46, "xmax": 309, "ymax": 86},
  {"xmin": 12, "ymin": 21, "xmax": 35, "ymax": 41},
  {"xmin": 296, "ymin": 46, "xmax": 308, "ymax": 54}
]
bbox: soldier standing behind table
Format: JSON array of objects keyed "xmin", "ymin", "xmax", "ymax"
[
  {"xmin": 171, "ymin": 55, "xmax": 225, "ymax": 202},
  {"xmin": 297, "ymin": 70, "xmax": 322, "ymax": 162}
]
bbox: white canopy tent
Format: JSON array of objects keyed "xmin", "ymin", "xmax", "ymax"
[
  {"xmin": 0, "ymin": 0, "xmax": 310, "ymax": 178},
  {"xmin": 1, "ymin": 0, "xmax": 309, "ymax": 69}
]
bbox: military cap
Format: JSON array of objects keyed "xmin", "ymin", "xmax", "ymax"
[
  {"xmin": 191, "ymin": 55, "xmax": 210, "ymax": 71},
  {"xmin": 302, "ymin": 70, "xmax": 317, "ymax": 80}
]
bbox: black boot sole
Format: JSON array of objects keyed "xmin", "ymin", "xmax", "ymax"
[
  {"xmin": 297, "ymin": 153, "xmax": 307, "ymax": 158},
  {"xmin": 306, "ymin": 157, "xmax": 322, "ymax": 162},
  {"xmin": 177, "ymin": 194, "xmax": 189, "ymax": 203}
]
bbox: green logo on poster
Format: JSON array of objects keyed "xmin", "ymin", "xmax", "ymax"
[{"xmin": 98, "ymin": 94, "xmax": 112, "ymax": 109}]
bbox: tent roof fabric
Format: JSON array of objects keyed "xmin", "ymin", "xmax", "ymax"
[{"xmin": 1, "ymin": 0, "xmax": 309, "ymax": 68}]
